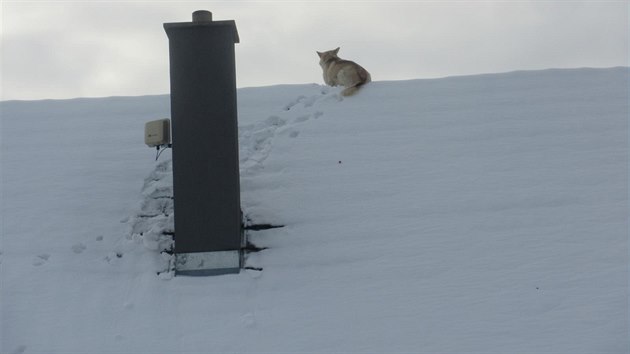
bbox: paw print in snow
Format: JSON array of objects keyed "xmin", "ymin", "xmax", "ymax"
[
  {"xmin": 72, "ymin": 243, "xmax": 87, "ymax": 254},
  {"xmin": 32, "ymin": 254, "xmax": 50, "ymax": 266}
]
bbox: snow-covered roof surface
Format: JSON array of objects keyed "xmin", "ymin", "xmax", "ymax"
[{"xmin": 1, "ymin": 67, "xmax": 628, "ymax": 353}]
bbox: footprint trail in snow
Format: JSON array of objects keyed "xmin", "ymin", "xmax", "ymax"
[
  {"xmin": 239, "ymin": 86, "xmax": 336, "ymax": 176},
  {"xmin": 124, "ymin": 84, "xmax": 340, "ymax": 275}
]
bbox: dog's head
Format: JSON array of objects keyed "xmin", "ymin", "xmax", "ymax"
[{"xmin": 317, "ymin": 47, "xmax": 340, "ymax": 66}]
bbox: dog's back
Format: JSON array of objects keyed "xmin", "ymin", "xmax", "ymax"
[{"xmin": 317, "ymin": 47, "xmax": 371, "ymax": 96}]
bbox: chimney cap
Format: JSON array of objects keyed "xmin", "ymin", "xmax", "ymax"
[
  {"xmin": 164, "ymin": 12, "xmax": 239, "ymax": 43},
  {"xmin": 192, "ymin": 10, "xmax": 213, "ymax": 22}
]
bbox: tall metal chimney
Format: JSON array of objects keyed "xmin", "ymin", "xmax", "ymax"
[{"xmin": 164, "ymin": 11, "xmax": 242, "ymax": 276}]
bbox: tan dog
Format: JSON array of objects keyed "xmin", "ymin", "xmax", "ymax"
[{"xmin": 317, "ymin": 47, "xmax": 371, "ymax": 96}]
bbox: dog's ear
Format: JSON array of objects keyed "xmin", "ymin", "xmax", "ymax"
[
  {"xmin": 333, "ymin": 47, "xmax": 340, "ymax": 55},
  {"xmin": 316, "ymin": 51, "xmax": 323, "ymax": 58}
]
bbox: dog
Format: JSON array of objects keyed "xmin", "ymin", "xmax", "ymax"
[{"xmin": 317, "ymin": 47, "xmax": 371, "ymax": 96}]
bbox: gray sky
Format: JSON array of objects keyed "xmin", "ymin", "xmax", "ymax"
[{"xmin": 1, "ymin": 1, "xmax": 628, "ymax": 101}]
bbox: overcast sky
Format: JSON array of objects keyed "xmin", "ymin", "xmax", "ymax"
[{"xmin": 1, "ymin": 1, "xmax": 628, "ymax": 101}]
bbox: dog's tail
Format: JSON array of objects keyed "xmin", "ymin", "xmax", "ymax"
[
  {"xmin": 341, "ymin": 85, "xmax": 361, "ymax": 97},
  {"xmin": 341, "ymin": 68, "xmax": 371, "ymax": 97}
]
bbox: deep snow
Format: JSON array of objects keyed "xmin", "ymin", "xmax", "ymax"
[{"xmin": 1, "ymin": 68, "xmax": 628, "ymax": 353}]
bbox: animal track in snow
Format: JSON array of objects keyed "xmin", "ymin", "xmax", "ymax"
[
  {"xmin": 72, "ymin": 242, "xmax": 87, "ymax": 254},
  {"xmin": 122, "ymin": 159, "xmax": 175, "ymax": 275},
  {"xmin": 104, "ymin": 252, "xmax": 124, "ymax": 265},
  {"xmin": 11, "ymin": 345, "xmax": 27, "ymax": 354},
  {"xmin": 301, "ymin": 95, "xmax": 320, "ymax": 108},
  {"xmin": 240, "ymin": 86, "xmax": 333, "ymax": 273},
  {"xmin": 32, "ymin": 253, "xmax": 50, "ymax": 266},
  {"xmin": 241, "ymin": 312, "xmax": 256, "ymax": 328},
  {"xmin": 240, "ymin": 88, "xmax": 334, "ymax": 176},
  {"xmin": 293, "ymin": 114, "xmax": 310, "ymax": 123},
  {"xmin": 265, "ymin": 115, "xmax": 286, "ymax": 127},
  {"xmin": 283, "ymin": 91, "xmax": 333, "ymax": 111},
  {"xmin": 283, "ymin": 95, "xmax": 307, "ymax": 111}
]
